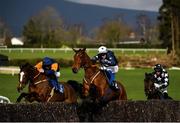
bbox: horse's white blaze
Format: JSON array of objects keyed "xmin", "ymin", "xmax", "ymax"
[{"xmin": 20, "ymin": 72, "xmax": 25, "ymax": 82}]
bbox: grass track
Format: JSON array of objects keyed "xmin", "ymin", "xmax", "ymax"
[{"xmin": 0, "ymin": 68, "xmax": 180, "ymax": 102}]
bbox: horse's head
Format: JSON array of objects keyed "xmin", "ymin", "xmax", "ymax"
[
  {"xmin": 72, "ymin": 48, "xmax": 91, "ymax": 73},
  {"xmin": 17, "ymin": 63, "xmax": 35, "ymax": 92},
  {"xmin": 144, "ymin": 72, "xmax": 156, "ymax": 96}
]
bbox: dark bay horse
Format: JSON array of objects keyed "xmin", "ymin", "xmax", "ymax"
[
  {"xmin": 72, "ymin": 48, "xmax": 127, "ymax": 104},
  {"xmin": 144, "ymin": 73, "xmax": 172, "ymax": 100},
  {"xmin": 17, "ymin": 63, "xmax": 80, "ymax": 103}
]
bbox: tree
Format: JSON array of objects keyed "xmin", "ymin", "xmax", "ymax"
[
  {"xmin": 158, "ymin": 0, "xmax": 180, "ymax": 65},
  {"xmin": 171, "ymin": 0, "xmax": 180, "ymax": 62},
  {"xmin": 0, "ymin": 18, "xmax": 12, "ymax": 46},
  {"xmin": 94, "ymin": 19, "xmax": 132, "ymax": 47},
  {"xmin": 158, "ymin": 0, "xmax": 172, "ymax": 52},
  {"xmin": 64, "ymin": 23, "xmax": 85, "ymax": 47},
  {"xmin": 23, "ymin": 6, "xmax": 64, "ymax": 47},
  {"xmin": 136, "ymin": 14, "xmax": 152, "ymax": 43}
]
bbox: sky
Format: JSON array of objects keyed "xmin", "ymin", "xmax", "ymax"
[{"xmin": 67, "ymin": 0, "xmax": 162, "ymax": 12}]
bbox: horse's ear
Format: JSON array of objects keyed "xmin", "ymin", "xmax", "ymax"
[
  {"xmin": 72, "ymin": 48, "xmax": 78, "ymax": 53},
  {"xmin": 19, "ymin": 63, "xmax": 28, "ymax": 70},
  {"xmin": 145, "ymin": 72, "xmax": 148, "ymax": 76},
  {"xmin": 82, "ymin": 48, "xmax": 86, "ymax": 51},
  {"xmin": 20, "ymin": 65, "xmax": 23, "ymax": 69}
]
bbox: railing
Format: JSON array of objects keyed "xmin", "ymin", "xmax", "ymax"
[
  {"xmin": 0, "ymin": 95, "xmax": 11, "ymax": 103},
  {"xmin": 0, "ymin": 67, "xmax": 19, "ymax": 76}
]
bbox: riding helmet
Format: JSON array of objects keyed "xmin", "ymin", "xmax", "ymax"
[
  {"xmin": 43, "ymin": 57, "xmax": 53, "ymax": 66},
  {"xmin": 98, "ymin": 46, "xmax": 108, "ymax": 54},
  {"xmin": 154, "ymin": 64, "xmax": 163, "ymax": 72}
]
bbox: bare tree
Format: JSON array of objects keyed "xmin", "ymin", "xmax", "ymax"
[
  {"xmin": 94, "ymin": 19, "xmax": 132, "ymax": 47},
  {"xmin": 23, "ymin": 6, "xmax": 64, "ymax": 47}
]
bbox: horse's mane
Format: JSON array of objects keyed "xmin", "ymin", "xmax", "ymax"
[
  {"xmin": 20, "ymin": 62, "xmax": 32, "ymax": 68},
  {"xmin": 20, "ymin": 62, "xmax": 36, "ymax": 73}
]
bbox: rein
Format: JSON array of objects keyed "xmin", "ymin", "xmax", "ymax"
[
  {"xmin": 34, "ymin": 79, "xmax": 47, "ymax": 85},
  {"xmin": 33, "ymin": 72, "xmax": 41, "ymax": 79},
  {"xmin": 32, "ymin": 71, "xmax": 47, "ymax": 85}
]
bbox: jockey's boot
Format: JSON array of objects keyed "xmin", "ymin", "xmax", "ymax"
[
  {"xmin": 56, "ymin": 84, "xmax": 64, "ymax": 94},
  {"xmin": 110, "ymin": 81, "xmax": 119, "ymax": 91},
  {"xmin": 49, "ymin": 79, "xmax": 64, "ymax": 94}
]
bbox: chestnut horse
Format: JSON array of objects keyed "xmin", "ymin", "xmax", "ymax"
[
  {"xmin": 17, "ymin": 63, "xmax": 81, "ymax": 103},
  {"xmin": 144, "ymin": 73, "xmax": 172, "ymax": 100},
  {"xmin": 72, "ymin": 48, "xmax": 127, "ymax": 104}
]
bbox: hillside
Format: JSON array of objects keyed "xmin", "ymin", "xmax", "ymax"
[{"xmin": 0, "ymin": 0, "xmax": 158, "ymax": 36}]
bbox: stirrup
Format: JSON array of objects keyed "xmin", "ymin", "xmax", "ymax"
[{"xmin": 110, "ymin": 85, "xmax": 119, "ymax": 91}]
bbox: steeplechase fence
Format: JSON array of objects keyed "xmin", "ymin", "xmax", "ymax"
[{"xmin": 0, "ymin": 100, "xmax": 179, "ymax": 122}]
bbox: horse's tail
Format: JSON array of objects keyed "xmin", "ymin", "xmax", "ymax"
[{"xmin": 67, "ymin": 80, "xmax": 83, "ymax": 98}]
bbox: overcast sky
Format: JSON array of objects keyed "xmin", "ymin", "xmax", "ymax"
[{"xmin": 67, "ymin": 0, "xmax": 162, "ymax": 12}]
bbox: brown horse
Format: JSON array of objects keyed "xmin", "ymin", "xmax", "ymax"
[
  {"xmin": 144, "ymin": 72, "xmax": 172, "ymax": 100},
  {"xmin": 72, "ymin": 48, "xmax": 127, "ymax": 104},
  {"xmin": 17, "ymin": 63, "xmax": 80, "ymax": 103}
]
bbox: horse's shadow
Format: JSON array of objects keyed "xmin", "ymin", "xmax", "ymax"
[
  {"xmin": 77, "ymin": 84, "xmax": 108, "ymax": 122},
  {"xmin": 77, "ymin": 97, "xmax": 103, "ymax": 122}
]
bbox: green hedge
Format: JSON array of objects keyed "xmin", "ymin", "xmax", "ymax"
[{"xmin": 8, "ymin": 58, "xmax": 73, "ymax": 67}]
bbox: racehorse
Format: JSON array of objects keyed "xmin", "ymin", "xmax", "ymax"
[
  {"xmin": 72, "ymin": 48, "xmax": 127, "ymax": 104},
  {"xmin": 144, "ymin": 73, "xmax": 172, "ymax": 100},
  {"xmin": 16, "ymin": 63, "xmax": 81, "ymax": 103}
]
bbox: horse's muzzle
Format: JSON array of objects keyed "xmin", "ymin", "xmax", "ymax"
[{"xmin": 72, "ymin": 68, "xmax": 78, "ymax": 73}]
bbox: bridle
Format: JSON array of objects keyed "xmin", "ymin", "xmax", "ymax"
[{"xmin": 20, "ymin": 67, "xmax": 47, "ymax": 86}]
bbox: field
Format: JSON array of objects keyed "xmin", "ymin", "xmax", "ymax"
[
  {"xmin": 0, "ymin": 68, "xmax": 180, "ymax": 102},
  {"xmin": 0, "ymin": 48, "xmax": 179, "ymax": 102}
]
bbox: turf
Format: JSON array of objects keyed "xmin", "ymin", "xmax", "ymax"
[{"xmin": 0, "ymin": 68, "xmax": 179, "ymax": 102}]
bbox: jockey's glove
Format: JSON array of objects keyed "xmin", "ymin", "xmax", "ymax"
[
  {"xmin": 100, "ymin": 66, "xmax": 107, "ymax": 70},
  {"xmin": 154, "ymin": 83, "xmax": 160, "ymax": 89},
  {"xmin": 39, "ymin": 69, "xmax": 44, "ymax": 73}
]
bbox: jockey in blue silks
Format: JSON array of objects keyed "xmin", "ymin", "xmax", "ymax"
[
  {"xmin": 91, "ymin": 46, "xmax": 119, "ymax": 91},
  {"xmin": 35, "ymin": 57, "xmax": 64, "ymax": 93}
]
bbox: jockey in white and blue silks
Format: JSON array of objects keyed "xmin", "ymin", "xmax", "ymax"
[
  {"xmin": 91, "ymin": 46, "xmax": 119, "ymax": 90},
  {"xmin": 35, "ymin": 57, "xmax": 64, "ymax": 93}
]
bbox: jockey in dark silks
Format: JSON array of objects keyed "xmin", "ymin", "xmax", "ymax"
[
  {"xmin": 35, "ymin": 57, "xmax": 64, "ymax": 93},
  {"xmin": 152, "ymin": 64, "xmax": 169, "ymax": 99},
  {"xmin": 92, "ymin": 46, "xmax": 119, "ymax": 91}
]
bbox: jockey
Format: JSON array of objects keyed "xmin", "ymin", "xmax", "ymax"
[
  {"xmin": 35, "ymin": 57, "xmax": 64, "ymax": 93},
  {"xmin": 152, "ymin": 64, "xmax": 169, "ymax": 99},
  {"xmin": 91, "ymin": 46, "xmax": 119, "ymax": 91}
]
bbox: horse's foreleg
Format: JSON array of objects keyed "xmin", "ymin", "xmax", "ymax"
[
  {"xmin": 16, "ymin": 92, "xmax": 40, "ymax": 103},
  {"xmin": 16, "ymin": 92, "xmax": 29, "ymax": 102}
]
